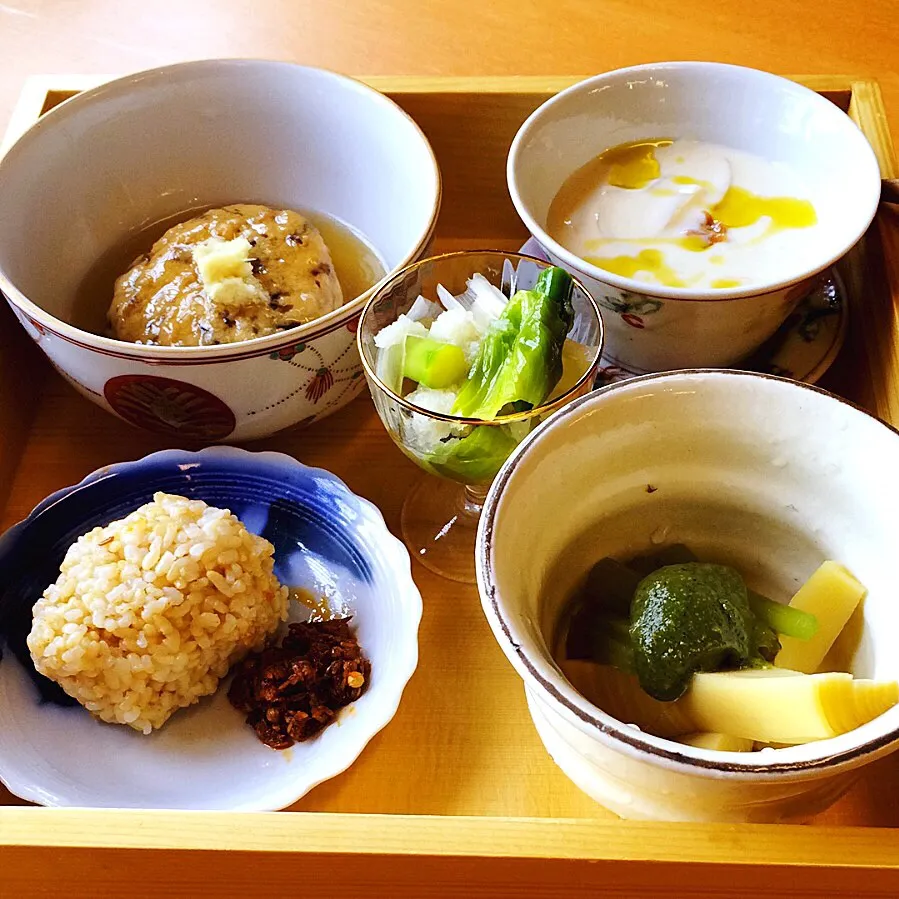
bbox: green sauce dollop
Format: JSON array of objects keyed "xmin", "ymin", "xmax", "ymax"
[{"xmin": 629, "ymin": 562, "xmax": 778, "ymax": 701}]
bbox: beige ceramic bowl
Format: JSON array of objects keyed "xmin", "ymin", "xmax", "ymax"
[
  {"xmin": 478, "ymin": 370, "xmax": 899, "ymax": 823},
  {"xmin": 0, "ymin": 60, "xmax": 441, "ymax": 442}
]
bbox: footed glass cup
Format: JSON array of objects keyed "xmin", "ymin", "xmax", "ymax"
[{"xmin": 358, "ymin": 251, "xmax": 603, "ymax": 583}]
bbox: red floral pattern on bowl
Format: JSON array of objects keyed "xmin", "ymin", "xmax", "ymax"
[
  {"xmin": 104, "ymin": 375, "xmax": 236, "ymax": 441},
  {"xmin": 305, "ymin": 367, "xmax": 335, "ymax": 403}
]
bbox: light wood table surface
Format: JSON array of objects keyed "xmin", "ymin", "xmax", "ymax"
[
  {"xmin": 2, "ymin": 3, "xmax": 899, "ymax": 896},
  {"xmin": 1, "ymin": 0, "xmax": 898, "ymax": 142}
]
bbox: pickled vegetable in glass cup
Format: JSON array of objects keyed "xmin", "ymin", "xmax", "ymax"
[{"xmin": 358, "ymin": 251, "xmax": 603, "ymax": 582}]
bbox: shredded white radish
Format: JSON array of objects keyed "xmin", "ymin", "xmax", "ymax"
[
  {"xmin": 405, "ymin": 386, "xmax": 458, "ymax": 414},
  {"xmin": 375, "ymin": 273, "xmax": 513, "ymax": 397},
  {"xmin": 436, "ymin": 283, "xmax": 463, "ymax": 312},
  {"xmin": 373, "ymin": 314, "xmax": 428, "ymax": 349},
  {"xmin": 458, "ymin": 274, "xmax": 506, "ymax": 332},
  {"xmin": 408, "ymin": 295, "xmax": 442, "ymax": 322},
  {"xmin": 429, "ymin": 308, "xmax": 480, "ymax": 349},
  {"xmin": 467, "ymin": 273, "xmax": 508, "ymax": 317},
  {"xmin": 404, "ymin": 386, "xmax": 462, "ymax": 452},
  {"xmin": 376, "ymin": 341, "xmax": 405, "ymax": 394}
]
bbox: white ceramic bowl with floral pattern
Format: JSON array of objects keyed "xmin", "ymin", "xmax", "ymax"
[
  {"xmin": 507, "ymin": 62, "xmax": 881, "ymax": 376},
  {"xmin": 478, "ymin": 371, "xmax": 899, "ymax": 823},
  {"xmin": 0, "ymin": 60, "xmax": 441, "ymax": 442}
]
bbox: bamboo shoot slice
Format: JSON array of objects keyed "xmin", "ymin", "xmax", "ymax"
[
  {"xmin": 775, "ymin": 562, "xmax": 867, "ymax": 673},
  {"xmin": 677, "ymin": 732, "xmax": 755, "ymax": 752},
  {"xmin": 680, "ymin": 669, "xmax": 898, "ymax": 744}
]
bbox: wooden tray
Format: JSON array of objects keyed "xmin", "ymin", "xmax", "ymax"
[{"xmin": 2, "ymin": 75, "xmax": 899, "ymax": 898}]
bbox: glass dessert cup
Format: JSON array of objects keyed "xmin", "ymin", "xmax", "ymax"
[{"xmin": 357, "ymin": 250, "xmax": 603, "ymax": 583}]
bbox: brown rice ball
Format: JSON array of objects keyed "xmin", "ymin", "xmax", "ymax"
[{"xmin": 27, "ymin": 492, "xmax": 289, "ymax": 734}]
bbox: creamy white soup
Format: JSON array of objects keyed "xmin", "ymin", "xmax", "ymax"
[{"xmin": 547, "ymin": 139, "xmax": 820, "ymax": 291}]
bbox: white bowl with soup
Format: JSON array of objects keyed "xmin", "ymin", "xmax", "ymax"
[
  {"xmin": 507, "ymin": 63, "xmax": 881, "ymax": 374},
  {"xmin": 0, "ymin": 60, "xmax": 441, "ymax": 441}
]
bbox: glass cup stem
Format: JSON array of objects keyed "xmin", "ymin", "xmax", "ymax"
[
  {"xmin": 460, "ymin": 484, "xmax": 489, "ymax": 521},
  {"xmin": 401, "ymin": 478, "xmax": 490, "ymax": 584}
]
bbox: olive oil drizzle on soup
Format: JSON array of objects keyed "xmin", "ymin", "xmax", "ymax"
[{"xmin": 547, "ymin": 139, "xmax": 819, "ymax": 291}]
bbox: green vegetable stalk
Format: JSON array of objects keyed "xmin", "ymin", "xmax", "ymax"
[
  {"xmin": 589, "ymin": 616, "xmax": 635, "ymax": 673},
  {"xmin": 402, "ymin": 335, "xmax": 469, "ymax": 389},
  {"xmin": 581, "ymin": 557, "xmax": 642, "ymax": 618},
  {"xmin": 416, "ymin": 266, "xmax": 574, "ymax": 485},
  {"xmin": 748, "ymin": 590, "xmax": 820, "ymax": 641},
  {"xmin": 451, "ymin": 267, "xmax": 575, "ymax": 420},
  {"xmin": 629, "ymin": 544, "xmax": 698, "ymax": 576}
]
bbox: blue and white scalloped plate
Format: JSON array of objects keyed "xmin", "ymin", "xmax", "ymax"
[
  {"xmin": 0, "ymin": 447, "xmax": 422, "ymax": 810},
  {"xmin": 520, "ymin": 237, "xmax": 847, "ymax": 386}
]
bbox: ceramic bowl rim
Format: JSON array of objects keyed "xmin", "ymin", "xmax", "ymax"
[
  {"xmin": 0, "ymin": 445, "xmax": 423, "ymax": 809},
  {"xmin": 477, "ymin": 368, "xmax": 899, "ymax": 780},
  {"xmin": 0, "ymin": 58, "xmax": 442, "ymax": 361},
  {"xmin": 506, "ymin": 61, "xmax": 882, "ymax": 303}
]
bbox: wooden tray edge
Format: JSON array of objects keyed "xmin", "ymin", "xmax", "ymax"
[
  {"xmin": 849, "ymin": 79, "xmax": 899, "ymax": 178},
  {"xmin": 2, "ymin": 75, "xmax": 899, "ymax": 889},
  {"xmin": 3, "ymin": 72, "xmax": 889, "ymax": 155},
  {"xmin": 2, "ymin": 808, "xmax": 899, "ymax": 867}
]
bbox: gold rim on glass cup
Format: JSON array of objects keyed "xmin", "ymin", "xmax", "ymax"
[{"xmin": 357, "ymin": 250, "xmax": 604, "ymax": 583}]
